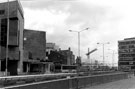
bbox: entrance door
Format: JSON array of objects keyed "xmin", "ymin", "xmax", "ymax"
[{"xmin": 8, "ymin": 60, "xmax": 18, "ymax": 75}]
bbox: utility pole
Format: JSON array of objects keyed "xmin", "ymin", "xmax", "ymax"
[
  {"xmin": 69, "ymin": 28, "xmax": 89, "ymax": 58},
  {"xmin": 5, "ymin": 0, "xmax": 10, "ymax": 76},
  {"xmin": 97, "ymin": 42, "xmax": 110, "ymax": 66}
]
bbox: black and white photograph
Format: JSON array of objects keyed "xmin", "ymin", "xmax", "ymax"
[{"xmin": 0, "ymin": 0, "xmax": 135, "ymax": 89}]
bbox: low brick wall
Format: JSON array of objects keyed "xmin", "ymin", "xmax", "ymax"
[{"xmin": 3, "ymin": 72, "xmax": 128, "ymax": 89}]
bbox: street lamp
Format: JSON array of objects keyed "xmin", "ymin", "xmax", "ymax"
[
  {"xmin": 97, "ymin": 42, "xmax": 109, "ymax": 66},
  {"xmin": 69, "ymin": 27, "xmax": 89, "ymax": 58},
  {"xmin": 100, "ymin": 55, "xmax": 108, "ymax": 65},
  {"xmin": 108, "ymin": 49, "xmax": 116, "ymax": 68}
]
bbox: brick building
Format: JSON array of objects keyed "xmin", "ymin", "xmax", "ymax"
[
  {"xmin": 48, "ymin": 47, "xmax": 75, "ymax": 65},
  {"xmin": 59, "ymin": 47, "xmax": 75, "ymax": 65},
  {"xmin": 118, "ymin": 37, "xmax": 135, "ymax": 71},
  {"xmin": 0, "ymin": 1, "xmax": 24, "ymax": 75},
  {"xmin": 47, "ymin": 47, "xmax": 75, "ymax": 72}
]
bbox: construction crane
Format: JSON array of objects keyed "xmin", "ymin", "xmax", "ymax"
[
  {"xmin": 86, "ymin": 48, "xmax": 98, "ymax": 59},
  {"xmin": 86, "ymin": 48, "xmax": 97, "ymax": 69}
]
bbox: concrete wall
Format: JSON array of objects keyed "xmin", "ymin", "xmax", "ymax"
[
  {"xmin": 0, "ymin": 1, "xmax": 23, "ymax": 19},
  {"xmin": 3, "ymin": 72, "xmax": 128, "ymax": 89},
  {"xmin": 23, "ymin": 29, "xmax": 46, "ymax": 61},
  {"xmin": 0, "ymin": 1, "xmax": 24, "ymax": 75}
]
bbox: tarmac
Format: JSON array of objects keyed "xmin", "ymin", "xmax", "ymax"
[{"xmin": 83, "ymin": 75, "xmax": 135, "ymax": 89}]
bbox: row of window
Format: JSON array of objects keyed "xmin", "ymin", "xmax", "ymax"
[
  {"xmin": 119, "ymin": 54, "xmax": 135, "ymax": 57},
  {"xmin": 119, "ymin": 61, "xmax": 135, "ymax": 65},
  {"xmin": 119, "ymin": 41, "xmax": 135, "ymax": 45},
  {"xmin": 119, "ymin": 66, "xmax": 135, "ymax": 70},
  {"xmin": 119, "ymin": 49, "xmax": 135, "ymax": 53},
  {"xmin": 119, "ymin": 58, "xmax": 134, "ymax": 61},
  {"xmin": 119, "ymin": 45, "xmax": 135, "ymax": 49}
]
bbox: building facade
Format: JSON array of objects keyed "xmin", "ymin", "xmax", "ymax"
[
  {"xmin": 0, "ymin": 1, "xmax": 48, "ymax": 75},
  {"xmin": 118, "ymin": 37, "xmax": 135, "ymax": 71},
  {"xmin": 59, "ymin": 47, "xmax": 75, "ymax": 65},
  {"xmin": 47, "ymin": 47, "xmax": 75, "ymax": 72},
  {"xmin": 47, "ymin": 47, "xmax": 75, "ymax": 65},
  {"xmin": 23, "ymin": 29, "xmax": 48, "ymax": 73},
  {"xmin": 0, "ymin": 1, "xmax": 24, "ymax": 75}
]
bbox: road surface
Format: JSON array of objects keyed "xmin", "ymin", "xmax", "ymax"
[{"xmin": 83, "ymin": 76, "xmax": 135, "ymax": 89}]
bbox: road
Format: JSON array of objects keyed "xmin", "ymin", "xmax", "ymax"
[{"xmin": 83, "ymin": 76, "xmax": 135, "ymax": 89}]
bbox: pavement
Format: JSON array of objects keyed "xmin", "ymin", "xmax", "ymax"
[{"xmin": 83, "ymin": 75, "xmax": 135, "ymax": 89}]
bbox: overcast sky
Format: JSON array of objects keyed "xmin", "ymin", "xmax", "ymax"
[
  {"xmin": 3, "ymin": 0, "xmax": 135, "ymax": 65},
  {"xmin": 21, "ymin": 0, "xmax": 135, "ymax": 65}
]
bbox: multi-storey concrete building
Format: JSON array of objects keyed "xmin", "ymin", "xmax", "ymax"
[
  {"xmin": 118, "ymin": 37, "xmax": 135, "ymax": 71},
  {"xmin": 0, "ymin": 1, "xmax": 24, "ymax": 75},
  {"xmin": 0, "ymin": 1, "xmax": 48, "ymax": 75}
]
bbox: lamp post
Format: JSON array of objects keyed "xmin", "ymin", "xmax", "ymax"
[
  {"xmin": 108, "ymin": 49, "xmax": 117, "ymax": 68},
  {"xmin": 108, "ymin": 49, "xmax": 114, "ymax": 68},
  {"xmin": 100, "ymin": 55, "xmax": 108, "ymax": 65},
  {"xmin": 97, "ymin": 42, "xmax": 109, "ymax": 66},
  {"xmin": 69, "ymin": 27, "xmax": 89, "ymax": 58},
  {"xmin": 5, "ymin": 0, "xmax": 10, "ymax": 76}
]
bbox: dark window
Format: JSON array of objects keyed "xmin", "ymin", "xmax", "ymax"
[
  {"xmin": 55, "ymin": 65, "xmax": 61, "ymax": 70},
  {"xmin": 131, "ymin": 66, "xmax": 135, "ymax": 69},
  {"xmin": 131, "ymin": 41, "xmax": 135, "ymax": 44},
  {"xmin": 119, "ymin": 62, "xmax": 129, "ymax": 65},
  {"xmin": 0, "ymin": 10, "xmax": 5, "ymax": 15},
  {"xmin": 28, "ymin": 52, "xmax": 33, "ymax": 59},
  {"xmin": 46, "ymin": 52, "xmax": 49, "ymax": 56},
  {"xmin": 0, "ymin": 19, "xmax": 7, "ymax": 46},
  {"xmin": 62, "ymin": 66, "xmax": 77, "ymax": 70},
  {"xmin": 129, "ymin": 45, "xmax": 135, "ymax": 48},
  {"xmin": 37, "ymin": 58, "xmax": 40, "ymax": 60},
  {"xmin": 119, "ymin": 45, "xmax": 128, "ymax": 49}
]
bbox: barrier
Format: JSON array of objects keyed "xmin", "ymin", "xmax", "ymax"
[
  {"xmin": 0, "ymin": 73, "xmax": 76, "ymax": 87},
  {"xmin": 2, "ymin": 72, "xmax": 128, "ymax": 89}
]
